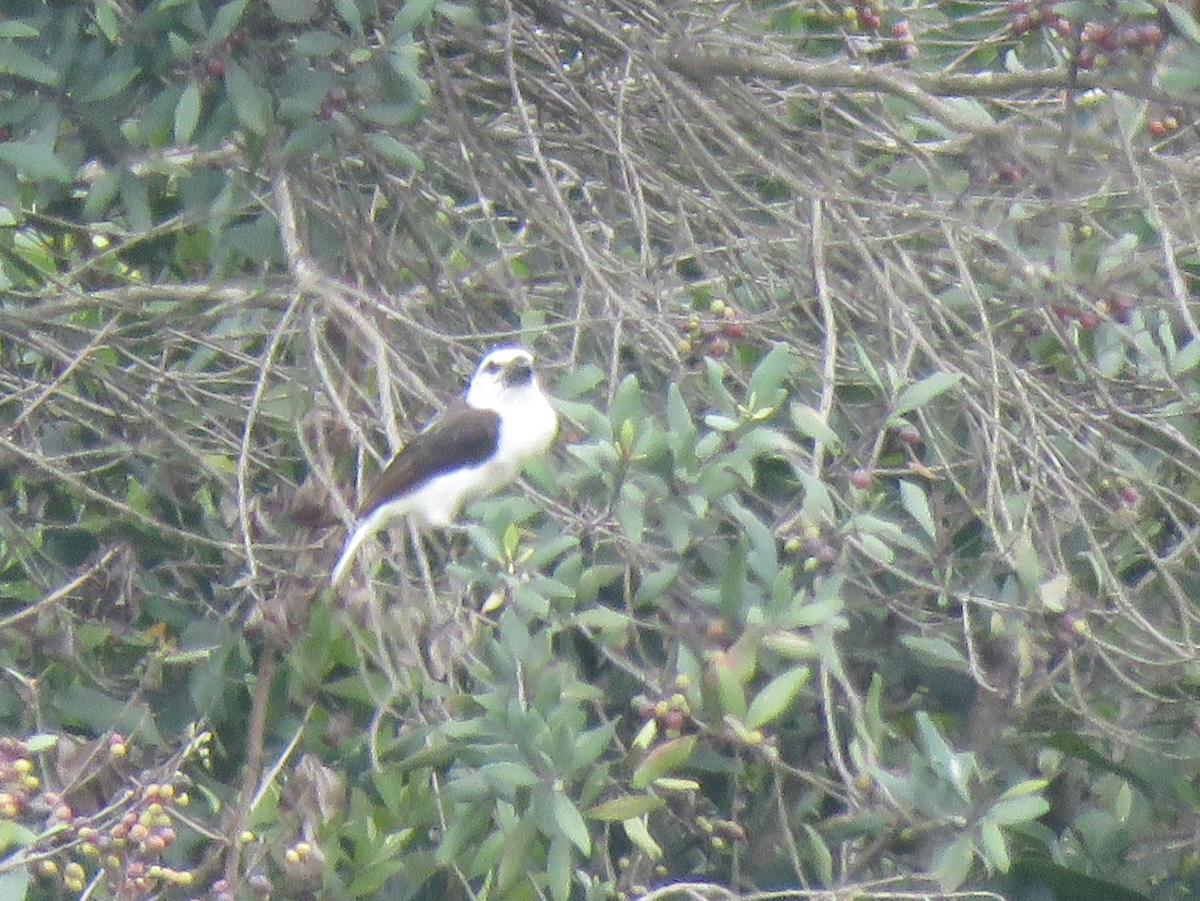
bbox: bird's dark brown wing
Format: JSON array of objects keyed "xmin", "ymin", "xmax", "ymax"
[{"xmin": 357, "ymin": 400, "xmax": 501, "ymax": 518}]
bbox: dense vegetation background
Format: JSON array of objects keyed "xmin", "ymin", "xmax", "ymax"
[{"xmin": 1, "ymin": 0, "xmax": 1199, "ymax": 899}]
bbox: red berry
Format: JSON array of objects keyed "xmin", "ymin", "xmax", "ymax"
[
  {"xmin": 1110, "ymin": 294, "xmax": 1135, "ymax": 323},
  {"xmin": 996, "ymin": 162, "xmax": 1025, "ymax": 183},
  {"xmin": 897, "ymin": 424, "xmax": 921, "ymax": 448},
  {"xmin": 850, "ymin": 468, "xmax": 873, "ymax": 489},
  {"xmin": 858, "ymin": 8, "xmax": 881, "ymax": 29},
  {"xmin": 1148, "ymin": 119, "xmax": 1166, "ymax": 136},
  {"xmin": 1077, "ymin": 310, "xmax": 1100, "ymax": 329},
  {"xmin": 1119, "ymin": 486, "xmax": 1140, "ymax": 506},
  {"xmin": 663, "ymin": 709, "xmax": 686, "ymax": 731},
  {"xmin": 1011, "ymin": 12, "xmax": 1032, "ymax": 34},
  {"xmin": 1008, "ymin": 0, "xmax": 1029, "ymax": 14},
  {"xmin": 1052, "ymin": 16, "xmax": 1072, "ymax": 36},
  {"xmin": 891, "ymin": 20, "xmax": 910, "ymax": 38},
  {"xmin": 705, "ymin": 336, "xmax": 731, "ymax": 358},
  {"xmin": 205, "ymin": 57, "xmax": 226, "ymax": 78},
  {"xmin": 1141, "ymin": 22, "xmax": 1163, "ymax": 48},
  {"xmin": 723, "ymin": 322, "xmax": 746, "ymax": 339}
]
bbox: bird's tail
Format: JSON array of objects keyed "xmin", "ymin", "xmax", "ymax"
[{"xmin": 330, "ymin": 521, "xmax": 371, "ymax": 586}]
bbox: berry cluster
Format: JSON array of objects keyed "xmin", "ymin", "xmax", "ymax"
[
  {"xmin": 633, "ymin": 682, "xmax": 695, "ymax": 739},
  {"xmin": 1007, "ymin": 0, "xmax": 1165, "ymax": 70},
  {"xmin": 890, "ymin": 19, "xmax": 920, "ymax": 59},
  {"xmin": 1052, "ymin": 293, "xmax": 1137, "ymax": 329},
  {"xmin": 0, "ymin": 737, "xmax": 42, "ymax": 819},
  {"xmin": 0, "ymin": 733, "xmax": 197, "ymax": 897},
  {"xmin": 1007, "ymin": 0, "xmax": 1071, "ymax": 39},
  {"xmin": 1147, "ymin": 113, "xmax": 1180, "ymax": 137},
  {"xmin": 198, "ymin": 30, "xmax": 247, "ymax": 80},
  {"xmin": 783, "ymin": 525, "xmax": 838, "ymax": 571},
  {"xmin": 318, "ymin": 85, "xmax": 350, "ymax": 121},
  {"xmin": 678, "ymin": 300, "xmax": 748, "ymax": 359},
  {"xmin": 849, "ymin": 0, "xmax": 882, "ymax": 32},
  {"xmin": 842, "ymin": 1, "xmax": 919, "ymax": 57}
]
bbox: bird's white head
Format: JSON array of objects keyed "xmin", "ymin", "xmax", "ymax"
[{"xmin": 465, "ymin": 345, "xmax": 544, "ymax": 413}]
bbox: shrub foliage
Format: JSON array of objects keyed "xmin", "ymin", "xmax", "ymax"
[{"xmin": 0, "ymin": 0, "xmax": 1199, "ymax": 900}]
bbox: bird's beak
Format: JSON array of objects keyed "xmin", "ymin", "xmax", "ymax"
[{"xmin": 504, "ymin": 357, "xmax": 535, "ymax": 387}]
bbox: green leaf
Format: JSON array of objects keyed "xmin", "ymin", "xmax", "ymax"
[
  {"xmin": 942, "ymin": 96, "xmax": 995, "ymax": 128},
  {"xmin": 81, "ymin": 65, "xmax": 141, "ymax": 102},
  {"xmin": 0, "ymin": 141, "xmax": 72, "ymax": 182},
  {"xmin": 745, "ymin": 665, "xmax": 810, "ymax": 730},
  {"xmin": 23, "ymin": 734, "xmax": 58, "ymax": 753},
  {"xmin": 0, "ymin": 818, "xmax": 36, "ymax": 854},
  {"xmin": 1045, "ymin": 733, "xmax": 1152, "ymax": 795},
  {"xmin": 0, "ymin": 865, "xmax": 29, "ymax": 901},
  {"xmin": 797, "ymin": 471, "xmax": 834, "ymax": 523},
  {"xmin": 368, "ymin": 133, "xmax": 424, "ymax": 171},
  {"xmin": 0, "ymin": 39, "xmax": 60, "ymax": 85},
  {"xmin": 1170, "ymin": 339, "xmax": 1200, "ymax": 375},
  {"xmin": 332, "ymin": 0, "xmax": 365, "ymax": 35},
  {"xmin": 893, "ymin": 371, "xmax": 963, "ymax": 415},
  {"xmin": 575, "ymin": 564, "xmax": 623, "ymax": 605},
  {"xmin": 210, "ymin": 0, "xmax": 251, "ymax": 46},
  {"xmin": 552, "ymin": 791, "xmax": 591, "ymax": 854},
  {"xmin": 631, "ymin": 735, "xmax": 697, "ymax": 789},
  {"xmin": 901, "ymin": 635, "xmax": 967, "ymax": 670},
  {"xmin": 719, "ymin": 538, "xmax": 748, "ymax": 619},
  {"xmin": 898, "ymin": 480, "xmax": 936, "ymax": 539},
  {"xmin": 934, "ymin": 833, "xmax": 974, "ymax": 891},
  {"xmin": 556, "ymin": 364, "xmax": 605, "ymax": 399},
  {"xmin": 547, "ymin": 834, "xmax": 571, "ymax": 901},
  {"xmin": 175, "ymin": 80, "xmax": 203, "ymax": 145},
  {"xmin": 622, "ymin": 816, "xmax": 663, "ymax": 860},
  {"xmin": 480, "ymin": 761, "xmax": 540, "ymax": 793},
  {"xmin": 1038, "ymin": 573, "xmax": 1071, "ymax": 613},
  {"xmin": 858, "ymin": 533, "xmax": 894, "ymax": 564},
  {"xmin": 572, "ymin": 722, "xmax": 616, "ymax": 768},
  {"xmin": 705, "ymin": 413, "xmax": 740, "ymax": 432},
  {"xmin": 0, "ymin": 22, "xmax": 39, "ymax": 38},
  {"xmin": 120, "ymin": 171, "xmax": 152, "ymax": 234},
  {"xmin": 587, "ymin": 794, "xmax": 665, "ymax": 821},
  {"xmin": 224, "ymin": 60, "xmax": 272, "ymax": 135},
  {"xmin": 916, "ymin": 711, "xmax": 972, "ymax": 802},
  {"xmin": 789, "ymin": 403, "xmax": 840, "ymax": 449},
  {"xmin": 803, "ymin": 824, "xmax": 834, "ymax": 885},
  {"xmin": 634, "ymin": 564, "xmax": 679, "ymax": 606},
  {"xmin": 712, "ymin": 655, "xmax": 748, "ymax": 722},
  {"xmin": 1163, "ymin": 1, "xmax": 1200, "ymax": 43},
  {"xmin": 393, "ymin": 0, "xmax": 439, "ymax": 33},
  {"xmin": 979, "ymin": 819, "xmax": 1010, "ymax": 872},
  {"xmin": 610, "ymin": 373, "xmax": 644, "ymax": 430},
  {"xmin": 747, "ymin": 342, "xmax": 792, "ymax": 406},
  {"xmin": 986, "ymin": 793, "xmax": 1050, "ymax": 826},
  {"xmin": 267, "ymin": 0, "xmax": 319, "ymax": 22},
  {"xmin": 617, "ymin": 482, "xmax": 646, "ymax": 543},
  {"xmin": 1010, "ymin": 857, "xmax": 1153, "ymax": 901}
]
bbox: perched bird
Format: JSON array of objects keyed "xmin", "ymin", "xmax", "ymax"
[{"xmin": 330, "ymin": 346, "xmax": 557, "ymax": 586}]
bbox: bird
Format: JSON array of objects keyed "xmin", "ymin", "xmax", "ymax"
[{"xmin": 330, "ymin": 346, "xmax": 558, "ymax": 586}]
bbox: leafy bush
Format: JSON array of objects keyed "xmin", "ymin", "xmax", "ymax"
[{"xmin": 2, "ymin": 0, "xmax": 1200, "ymax": 899}]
